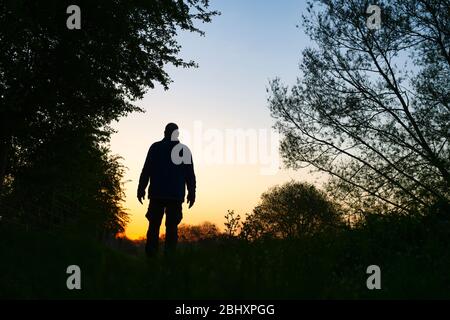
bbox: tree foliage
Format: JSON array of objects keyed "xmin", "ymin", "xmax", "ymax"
[
  {"xmin": 2, "ymin": 128, "xmax": 128, "ymax": 237},
  {"xmin": 241, "ymin": 181, "xmax": 343, "ymax": 240},
  {"xmin": 0, "ymin": 0, "xmax": 218, "ymax": 235},
  {"xmin": 1, "ymin": 0, "xmax": 217, "ymax": 179},
  {"xmin": 177, "ymin": 222, "xmax": 220, "ymax": 242},
  {"xmin": 224, "ymin": 209, "xmax": 241, "ymax": 237},
  {"xmin": 269, "ymin": 0, "xmax": 449, "ymax": 215}
]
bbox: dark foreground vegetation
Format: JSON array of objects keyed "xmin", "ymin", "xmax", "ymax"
[{"xmin": 1, "ymin": 211, "xmax": 449, "ymax": 299}]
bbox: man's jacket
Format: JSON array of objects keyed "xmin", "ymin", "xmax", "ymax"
[{"xmin": 138, "ymin": 137, "xmax": 196, "ymax": 201}]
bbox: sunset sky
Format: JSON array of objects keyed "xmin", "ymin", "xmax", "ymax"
[{"xmin": 110, "ymin": 0, "xmax": 322, "ymax": 239}]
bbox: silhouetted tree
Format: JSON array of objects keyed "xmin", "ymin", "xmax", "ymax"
[
  {"xmin": 0, "ymin": 0, "xmax": 218, "ymax": 192},
  {"xmin": 224, "ymin": 209, "xmax": 241, "ymax": 237},
  {"xmin": 3, "ymin": 127, "xmax": 128, "ymax": 237},
  {"xmin": 199, "ymin": 221, "xmax": 220, "ymax": 239},
  {"xmin": 269, "ymin": 0, "xmax": 449, "ymax": 215},
  {"xmin": 178, "ymin": 222, "xmax": 220, "ymax": 242},
  {"xmin": 241, "ymin": 181, "xmax": 343, "ymax": 240}
]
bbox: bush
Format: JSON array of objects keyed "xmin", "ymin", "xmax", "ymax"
[{"xmin": 241, "ymin": 181, "xmax": 344, "ymax": 240}]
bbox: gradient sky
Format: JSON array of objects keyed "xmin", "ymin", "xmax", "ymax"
[{"xmin": 110, "ymin": 0, "xmax": 321, "ymax": 239}]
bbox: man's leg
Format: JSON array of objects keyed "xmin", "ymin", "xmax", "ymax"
[
  {"xmin": 164, "ymin": 200, "xmax": 183, "ymax": 254},
  {"xmin": 145, "ymin": 198, "xmax": 165, "ymax": 257}
]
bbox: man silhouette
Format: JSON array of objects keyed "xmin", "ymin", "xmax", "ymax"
[{"xmin": 137, "ymin": 123, "xmax": 196, "ymax": 256}]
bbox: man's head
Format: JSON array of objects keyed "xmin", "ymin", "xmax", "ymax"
[{"xmin": 164, "ymin": 122, "xmax": 179, "ymax": 140}]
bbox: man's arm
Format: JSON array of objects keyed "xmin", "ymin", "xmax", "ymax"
[
  {"xmin": 185, "ymin": 154, "xmax": 196, "ymax": 208},
  {"xmin": 137, "ymin": 146, "xmax": 152, "ymax": 204}
]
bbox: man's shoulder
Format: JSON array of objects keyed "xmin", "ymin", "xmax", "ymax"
[
  {"xmin": 149, "ymin": 139, "xmax": 165, "ymax": 149},
  {"xmin": 149, "ymin": 139, "xmax": 182, "ymax": 150}
]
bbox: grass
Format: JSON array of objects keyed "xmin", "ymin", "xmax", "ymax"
[{"xmin": 1, "ymin": 216, "xmax": 450, "ymax": 299}]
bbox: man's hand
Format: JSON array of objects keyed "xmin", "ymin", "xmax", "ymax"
[
  {"xmin": 137, "ymin": 189, "xmax": 145, "ymax": 204},
  {"xmin": 187, "ymin": 194, "xmax": 195, "ymax": 209}
]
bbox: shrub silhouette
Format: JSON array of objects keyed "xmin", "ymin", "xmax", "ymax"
[
  {"xmin": 224, "ymin": 210, "xmax": 241, "ymax": 238},
  {"xmin": 242, "ymin": 181, "xmax": 343, "ymax": 240},
  {"xmin": 176, "ymin": 222, "xmax": 220, "ymax": 242}
]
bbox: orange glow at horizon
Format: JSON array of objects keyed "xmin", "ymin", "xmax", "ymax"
[{"xmin": 120, "ymin": 159, "xmax": 317, "ymax": 240}]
